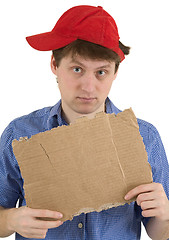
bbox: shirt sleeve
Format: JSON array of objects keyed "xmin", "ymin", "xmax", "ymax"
[
  {"xmin": 0, "ymin": 123, "xmax": 23, "ymax": 208},
  {"xmin": 141, "ymin": 124, "xmax": 169, "ymax": 228}
]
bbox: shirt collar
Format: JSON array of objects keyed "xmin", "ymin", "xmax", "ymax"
[
  {"xmin": 47, "ymin": 100, "xmax": 66, "ymax": 130},
  {"xmin": 105, "ymin": 97, "xmax": 121, "ymax": 115},
  {"xmin": 47, "ymin": 97, "xmax": 121, "ymax": 130}
]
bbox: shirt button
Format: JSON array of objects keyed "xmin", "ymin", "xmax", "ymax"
[{"xmin": 78, "ymin": 222, "xmax": 83, "ymax": 229}]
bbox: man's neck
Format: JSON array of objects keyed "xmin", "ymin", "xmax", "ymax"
[{"xmin": 61, "ymin": 103, "xmax": 105, "ymax": 124}]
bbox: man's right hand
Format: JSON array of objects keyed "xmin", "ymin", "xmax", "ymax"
[{"xmin": 7, "ymin": 206, "xmax": 63, "ymax": 239}]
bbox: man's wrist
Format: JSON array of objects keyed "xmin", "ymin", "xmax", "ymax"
[
  {"xmin": 0, "ymin": 206, "xmax": 15, "ymax": 237},
  {"xmin": 4, "ymin": 207, "xmax": 16, "ymax": 233}
]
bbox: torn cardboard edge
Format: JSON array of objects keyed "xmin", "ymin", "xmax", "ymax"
[
  {"xmin": 40, "ymin": 201, "xmax": 134, "ymax": 222},
  {"xmin": 13, "ymin": 108, "xmax": 137, "ymax": 144},
  {"xmin": 71, "ymin": 201, "xmax": 134, "ymax": 219},
  {"xmin": 12, "ymin": 108, "xmax": 153, "ymax": 222}
]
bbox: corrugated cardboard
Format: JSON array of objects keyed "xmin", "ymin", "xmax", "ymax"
[{"xmin": 12, "ymin": 108, "xmax": 153, "ymax": 222}]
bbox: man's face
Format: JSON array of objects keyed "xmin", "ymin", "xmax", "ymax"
[{"xmin": 51, "ymin": 54, "xmax": 117, "ymax": 117}]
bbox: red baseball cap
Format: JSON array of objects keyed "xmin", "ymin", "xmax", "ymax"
[{"xmin": 26, "ymin": 5, "xmax": 125, "ymax": 62}]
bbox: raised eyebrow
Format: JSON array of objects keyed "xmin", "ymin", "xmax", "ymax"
[
  {"xmin": 69, "ymin": 60, "xmax": 85, "ymax": 67},
  {"xmin": 69, "ymin": 60, "xmax": 111, "ymax": 70},
  {"xmin": 95, "ymin": 64, "xmax": 111, "ymax": 70}
]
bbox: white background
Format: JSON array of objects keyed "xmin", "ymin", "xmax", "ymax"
[{"xmin": 0, "ymin": 0, "xmax": 169, "ymax": 239}]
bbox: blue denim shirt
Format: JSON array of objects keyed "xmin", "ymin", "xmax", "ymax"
[{"xmin": 0, "ymin": 98, "xmax": 169, "ymax": 240}]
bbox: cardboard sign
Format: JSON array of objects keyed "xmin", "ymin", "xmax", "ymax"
[{"xmin": 12, "ymin": 108, "xmax": 152, "ymax": 222}]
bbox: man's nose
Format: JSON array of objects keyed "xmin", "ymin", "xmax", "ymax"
[{"xmin": 80, "ymin": 73, "xmax": 95, "ymax": 93}]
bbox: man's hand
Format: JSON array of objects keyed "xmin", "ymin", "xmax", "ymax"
[
  {"xmin": 7, "ymin": 206, "xmax": 63, "ymax": 239},
  {"xmin": 124, "ymin": 182, "xmax": 169, "ymax": 221}
]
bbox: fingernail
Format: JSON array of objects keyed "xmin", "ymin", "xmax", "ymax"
[
  {"xmin": 124, "ymin": 195, "xmax": 129, "ymax": 200},
  {"xmin": 58, "ymin": 213, "xmax": 63, "ymax": 218}
]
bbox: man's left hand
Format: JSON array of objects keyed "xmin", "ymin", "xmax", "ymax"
[{"xmin": 124, "ymin": 182, "xmax": 169, "ymax": 221}]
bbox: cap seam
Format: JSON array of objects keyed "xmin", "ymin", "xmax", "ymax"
[{"xmin": 100, "ymin": 17, "xmax": 106, "ymax": 45}]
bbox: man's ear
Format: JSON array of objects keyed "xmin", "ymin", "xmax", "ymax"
[{"xmin": 50, "ymin": 54, "xmax": 57, "ymax": 75}]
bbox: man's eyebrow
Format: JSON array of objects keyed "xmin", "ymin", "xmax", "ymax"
[
  {"xmin": 70, "ymin": 59, "xmax": 85, "ymax": 67},
  {"xmin": 69, "ymin": 59, "xmax": 112, "ymax": 69},
  {"xmin": 95, "ymin": 64, "xmax": 112, "ymax": 69}
]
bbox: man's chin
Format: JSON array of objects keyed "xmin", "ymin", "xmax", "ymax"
[{"xmin": 71, "ymin": 100, "xmax": 104, "ymax": 116}]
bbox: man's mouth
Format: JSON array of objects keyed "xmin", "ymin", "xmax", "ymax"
[{"xmin": 77, "ymin": 97, "xmax": 96, "ymax": 103}]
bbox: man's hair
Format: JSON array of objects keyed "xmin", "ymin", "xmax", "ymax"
[{"xmin": 52, "ymin": 39, "xmax": 130, "ymax": 74}]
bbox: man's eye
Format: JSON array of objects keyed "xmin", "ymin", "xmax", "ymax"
[
  {"xmin": 97, "ymin": 70, "xmax": 106, "ymax": 76},
  {"xmin": 73, "ymin": 67, "xmax": 82, "ymax": 73}
]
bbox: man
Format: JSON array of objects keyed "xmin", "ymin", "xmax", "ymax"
[{"xmin": 0, "ymin": 5, "xmax": 169, "ymax": 240}]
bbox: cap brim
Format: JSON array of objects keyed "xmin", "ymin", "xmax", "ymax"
[
  {"xmin": 26, "ymin": 31, "xmax": 77, "ymax": 51},
  {"xmin": 26, "ymin": 31, "xmax": 125, "ymax": 62}
]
